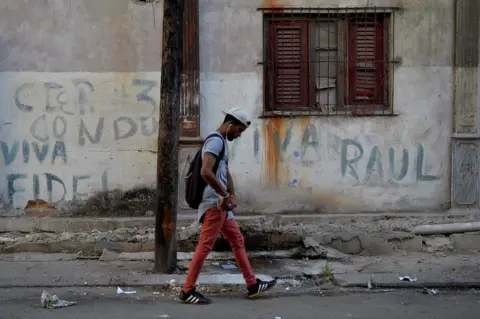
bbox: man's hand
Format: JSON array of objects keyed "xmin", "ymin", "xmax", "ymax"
[
  {"xmin": 218, "ymin": 196, "xmax": 231, "ymax": 210},
  {"xmin": 218, "ymin": 194, "xmax": 237, "ymax": 211},
  {"xmin": 229, "ymin": 194, "xmax": 238, "ymax": 210}
]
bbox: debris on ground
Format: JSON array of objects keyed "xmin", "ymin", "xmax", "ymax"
[
  {"xmin": 399, "ymin": 275, "xmax": 417, "ymax": 282},
  {"xmin": 116, "ymin": 287, "xmax": 136, "ymax": 295},
  {"xmin": 164, "ymin": 279, "xmax": 181, "ymax": 293},
  {"xmin": 166, "ymin": 279, "xmax": 176, "ymax": 287},
  {"xmin": 222, "ymin": 264, "xmax": 237, "ymax": 269},
  {"xmin": 423, "ymin": 288, "xmax": 438, "ymax": 295},
  {"xmin": 293, "ymin": 237, "xmax": 349, "ymax": 261},
  {"xmin": 40, "ymin": 290, "xmax": 76, "ymax": 309},
  {"xmin": 0, "ymin": 236, "xmax": 16, "ymax": 244},
  {"xmin": 282, "ymin": 278, "xmax": 302, "ymax": 292},
  {"xmin": 210, "ymin": 261, "xmax": 238, "ymax": 269},
  {"xmin": 301, "ymin": 237, "xmax": 328, "ymax": 259}
]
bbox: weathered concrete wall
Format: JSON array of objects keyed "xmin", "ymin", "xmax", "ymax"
[
  {"xmin": 200, "ymin": 0, "xmax": 453, "ymax": 214},
  {"xmin": 0, "ymin": 0, "xmax": 163, "ymax": 216},
  {"xmin": 0, "ymin": 0, "xmax": 163, "ymax": 72},
  {"xmin": 0, "ymin": 0, "xmax": 454, "ymax": 216},
  {"xmin": 1, "ymin": 72, "xmax": 161, "ymax": 216}
]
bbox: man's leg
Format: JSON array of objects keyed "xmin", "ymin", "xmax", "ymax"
[
  {"xmin": 180, "ymin": 208, "xmax": 226, "ymax": 304},
  {"xmin": 221, "ymin": 219, "xmax": 277, "ymax": 298}
]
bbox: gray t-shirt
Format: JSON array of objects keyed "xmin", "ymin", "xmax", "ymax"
[{"xmin": 198, "ymin": 132, "xmax": 234, "ymax": 223}]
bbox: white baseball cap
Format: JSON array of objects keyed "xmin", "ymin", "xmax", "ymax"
[{"xmin": 221, "ymin": 107, "xmax": 251, "ymax": 127}]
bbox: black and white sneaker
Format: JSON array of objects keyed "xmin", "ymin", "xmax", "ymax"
[
  {"xmin": 179, "ymin": 288, "xmax": 211, "ymax": 305},
  {"xmin": 247, "ymin": 278, "xmax": 277, "ymax": 298}
]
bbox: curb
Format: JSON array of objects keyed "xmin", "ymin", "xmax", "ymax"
[
  {"xmin": 0, "ymin": 274, "xmax": 279, "ymax": 289},
  {"xmin": 1, "ymin": 212, "xmax": 477, "ymax": 233},
  {"xmin": 3, "ymin": 273, "xmax": 480, "ymax": 290},
  {"xmin": 334, "ymin": 273, "xmax": 480, "ymax": 289}
]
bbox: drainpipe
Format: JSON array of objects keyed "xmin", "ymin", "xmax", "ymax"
[{"xmin": 414, "ymin": 222, "xmax": 480, "ymax": 235}]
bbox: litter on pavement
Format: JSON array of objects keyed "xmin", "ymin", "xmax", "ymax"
[
  {"xmin": 222, "ymin": 264, "xmax": 237, "ymax": 269},
  {"xmin": 212, "ymin": 262, "xmax": 237, "ymax": 269},
  {"xmin": 423, "ymin": 288, "xmax": 438, "ymax": 295},
  {"xmin": 399, "ymin": 275, "xmax": 418, "ymax": 282},
  {"xmin": 40, "ymin": 290, "xmax": 76, "ymax": 309},
  {"xmin": 116, "ymin": 287, "xmax": 137, "ymax": 295}
]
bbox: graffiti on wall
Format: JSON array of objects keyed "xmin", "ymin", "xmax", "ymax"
[
  {"xmin": 251, "ymin": 123, "xmax": 441, "ymax": 186},
  {"xmin": 5, "ymin": 170, "xmax": 109, "ymax": 208},
  {"xmin": 1, "ymin": 75, "xmax": 160, "ymax": 209},
  {"xmin": 340, "ymin": 139, "xmax": 440, "ymax": 183},
  {"xmin": 13, "ymin": 78, "xmax": 159, "ymax": 145}
]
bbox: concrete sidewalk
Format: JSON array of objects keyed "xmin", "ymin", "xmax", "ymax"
[{"xmin": 1, "ymin": 252, "xmax": 480, "ymax": 290}]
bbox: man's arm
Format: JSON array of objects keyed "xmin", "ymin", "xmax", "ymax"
[
  {"xmin": 200, "ymin": 153, "xmax": 229, "ymax": 198},
  {"xmin": 227, "ymin": 169, "xmax": 235, "ymax": 195}
]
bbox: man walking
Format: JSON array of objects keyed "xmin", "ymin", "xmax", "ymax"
[{"xmin": 180, "ymin": 107, "xmax": 277, "ymax": 304}]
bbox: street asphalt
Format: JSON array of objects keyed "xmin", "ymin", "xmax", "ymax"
[{"xmin": 1, "ymin": 287, "xmax": 480, "ymax": 319}]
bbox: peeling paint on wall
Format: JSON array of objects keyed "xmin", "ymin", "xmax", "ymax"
[{"xmin": 262, "ymin": 0, "xmax": 286, "ymax": 11}]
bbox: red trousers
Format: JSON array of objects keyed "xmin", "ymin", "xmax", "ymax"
[{"xmin": 183, "ymin": 208, "xmax": 257, "ymax": 292}]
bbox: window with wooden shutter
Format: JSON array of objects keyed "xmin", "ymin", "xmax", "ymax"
[
  {"xmin": 347, "ymin": 17, "xmax": 386, "ymax": 109},
  {"xmin": 262, "ymin": 9, "xmax": 394, "ymax": 116},
  {"xmin": 267, "ymin": 21, "xmax": 309, "ymax": 110}
]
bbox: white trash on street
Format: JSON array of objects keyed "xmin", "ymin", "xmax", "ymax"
[
  {"xmin": 40, "ymin": 290, "xmax": 76, "ymax": 309},
  {"xmin": 399, "ymin": 275, "xmax": 418, "ymax": 282},
  {"xmin": 116, "ymin": 287, "xmax": 137, "ymax": 295}
]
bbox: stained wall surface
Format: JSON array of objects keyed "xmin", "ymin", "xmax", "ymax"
[{"xmin": 0, "ymin": 0, "xmax": 454, "ymax": 215}]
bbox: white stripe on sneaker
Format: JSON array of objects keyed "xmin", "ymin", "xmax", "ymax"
[
  {"xmin": 192, "ymin": 297, "xmax": 199, "ymax": 303},
  {"xmin": 186, "ymin": 295, "xmax": 194, "ymax": 302}
]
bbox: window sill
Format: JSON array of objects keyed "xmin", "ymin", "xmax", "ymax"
[{"xmin": 259, "ymin": 110, "xmax": 400, "ymax": 118}]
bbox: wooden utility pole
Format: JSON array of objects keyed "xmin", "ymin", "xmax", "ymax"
[{"xmin": 154, "ymin": 0, "xmax": 184, "ymax": 274}]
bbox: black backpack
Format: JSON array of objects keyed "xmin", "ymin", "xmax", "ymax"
[{"xmin": 185, "ymin": 133, "xmax": 225, "ymax": 209}]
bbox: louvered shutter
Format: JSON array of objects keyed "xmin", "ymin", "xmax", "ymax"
[
  {"xmin": 348, "ymin": 19, "xmax": 385, "ymax": 107},
  {"xmin": 267, "ymin": 21, "xmax": 309, "ymax": 110},
  {"xmin": 180, "ymin": 0, "xmax": 200, "ymax": 137}
]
